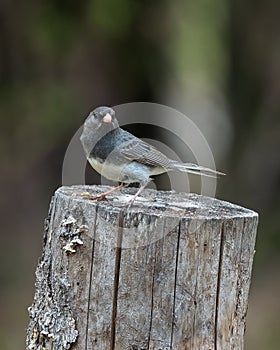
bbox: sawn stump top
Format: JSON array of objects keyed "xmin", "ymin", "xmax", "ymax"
[{"xmin": 57, "ymin": 185, "xmax": 258, "ymax": 220}]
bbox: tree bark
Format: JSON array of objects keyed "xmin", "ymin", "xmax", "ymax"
[{"xmin": 26, "ymin": 185, "xmax": 258, "ymax": 350}]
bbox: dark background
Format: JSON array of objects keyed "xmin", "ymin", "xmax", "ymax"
[{"xmin": 1, "ymin": 1, "xmax": 280, "ymax": 349}]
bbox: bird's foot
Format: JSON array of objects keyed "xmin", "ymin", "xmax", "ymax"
[
  {"xmin": 80, "ymin": 191, "xmax": 108, "ymax": 201},
  {"xmin": 85, "ymin": 193, "xmax": 108, "ymax": 201},
  {"xmin": 82, "ymin": 184, "xmax": 126, "ymax": 202}
]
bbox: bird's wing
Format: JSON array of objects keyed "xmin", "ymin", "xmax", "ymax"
[{"xmin": 119, "ymin": 134, "xmax": 172, "ymax": 169}]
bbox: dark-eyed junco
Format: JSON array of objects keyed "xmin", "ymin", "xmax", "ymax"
[{"xmin": 80, "ymin": 106, "xmax": 225, "ymax": 206}]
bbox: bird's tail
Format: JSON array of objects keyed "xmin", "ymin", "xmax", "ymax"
[{"xmin": 170, "ymin": 161, "xmax": 225, "ymax": 178}]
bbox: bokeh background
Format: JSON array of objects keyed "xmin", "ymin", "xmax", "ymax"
[{"xmin": 1, "ymin": 1, "xmax": 280, "ymax": 349}]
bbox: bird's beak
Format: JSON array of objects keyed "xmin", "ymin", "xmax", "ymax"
[{"xmin": 102, "ymin": 113, "xmax": 112, "ymax": 123}]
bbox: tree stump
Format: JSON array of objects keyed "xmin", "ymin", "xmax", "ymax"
[{"xmin": 26, "ymin": 185, "xmax": 258, "ymax": 350}]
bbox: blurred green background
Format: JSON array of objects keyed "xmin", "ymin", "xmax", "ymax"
[{"xmin": 1, "ymin": 1, "xmax": 280, "ymax": 349}]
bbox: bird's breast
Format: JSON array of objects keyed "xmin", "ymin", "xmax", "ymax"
[
  {"xmin": 88, "ymin": 156, "xmax": 128, "ymax": 182},
  {"xmin": 88, "ymin": 156, "xmax": 104, "ymax": 175}
]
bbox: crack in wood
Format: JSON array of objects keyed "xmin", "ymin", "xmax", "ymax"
[
  {"xmin": 233, "ymin": 217, "xmax": 246, "ymax": 341},
  {"xmin": 190, "ymin": 220, "xmax": 201, "ymax": 350},
  {"xmin": 147, "ymin": 245, "xmax": 156, "ymax": 348},
  {"xmin": 85, "ymin": 205, "xmax": 98, "ymax": 350},
  {"xmin": 214, "ymin": 222, "xmax": 225, "ymax": 350},
  {"xmin": 110, "ymin": 210, "xmax": 124, "ymax": 350},
  {"xmin": 170, "ymin": 220, "xmax": 181, "ymax": 349}
]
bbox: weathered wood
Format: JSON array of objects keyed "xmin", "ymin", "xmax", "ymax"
[{"xmin": 26, "ymin": 185, "xmax": 258, "ymax": 350}]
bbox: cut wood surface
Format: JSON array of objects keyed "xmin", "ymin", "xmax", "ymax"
[{"xmin": 26, "ymin": 185, "xmax": 258, "ymax": 350}]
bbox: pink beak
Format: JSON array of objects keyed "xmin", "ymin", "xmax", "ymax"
[{"xmin": 102, "ymin": 113, "xmax": 112, "ymax": 123}]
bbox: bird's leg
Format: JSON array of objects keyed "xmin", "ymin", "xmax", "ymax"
[
  {"xmin": 127, "ymin": 182, "xmax": 149, "ymax": 207},
  {"xmin": 85, "ymin": 183, "xmax": 126, "ymax": 201}
]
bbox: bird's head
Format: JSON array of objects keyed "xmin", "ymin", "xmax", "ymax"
[
  {"xmin": 80, "ymin": 106, "xmax": 119, "ymax": 156},
  {"xmin": 84, "ymin": 106, "xmax": 119, "ymax": 131}
]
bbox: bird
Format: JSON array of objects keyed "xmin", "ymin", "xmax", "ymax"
[{"xmin": 80, "ymin": 106, "xmax": 225, "ymax": 207}]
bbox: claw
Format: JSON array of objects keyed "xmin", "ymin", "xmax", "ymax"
[{"xmin": 85, "ymin": 194, "xmax": 108, "ymax": 201}]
